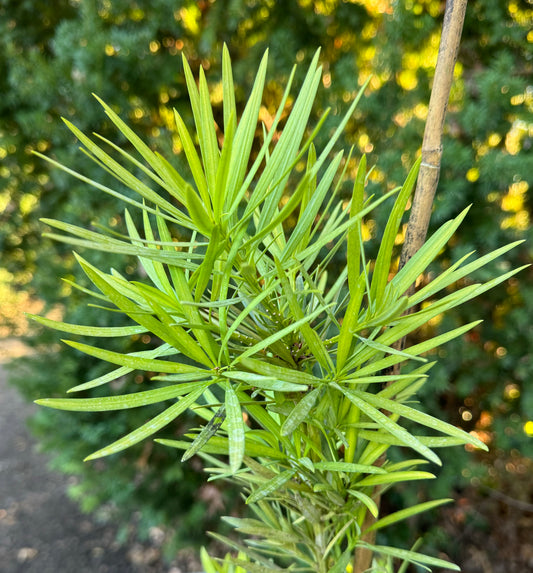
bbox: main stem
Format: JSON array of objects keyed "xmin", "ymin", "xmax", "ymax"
[{"xmin": 352, "ymin": 1, "xmax": 468, "ymax": 571}]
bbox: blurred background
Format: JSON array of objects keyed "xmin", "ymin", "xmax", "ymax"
[{"xmin": 0, "ymin": 1, "xmax": 531, "ymax": 572}]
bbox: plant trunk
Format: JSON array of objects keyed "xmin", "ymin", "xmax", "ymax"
[{"xmin": 353, "ymin": 1, "xmax": 468, "ymax": 571}]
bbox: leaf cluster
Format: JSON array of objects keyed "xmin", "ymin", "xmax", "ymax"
[{"xmin": 32, "ymin": 49, "xmax": 523, "ymax": 571}]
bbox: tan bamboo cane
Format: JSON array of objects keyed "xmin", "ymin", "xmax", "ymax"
[
  {"xmin": 353, "ymin": 1, "xmax": 468, "ymax": 571},
  {"xmin": 399, "ymin": 0, "xmax": 469, "ymax": 278}
]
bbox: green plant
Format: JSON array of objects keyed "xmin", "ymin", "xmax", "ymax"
[
  {"xmin": 201, "ymin": 547, "xmax": 250, "ymax": 573},
  {"xmin": 32, "ymin": 48, "xmax": 523, "ymax": 572}
]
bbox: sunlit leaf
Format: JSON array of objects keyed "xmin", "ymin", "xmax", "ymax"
[
  {"xmin": 365, "ymin": 499, "xmax": 452, "ymax": 533},
  {"xmin": 27, "ymin": 314, "xmax": 146, "ymax": 337},
  {"xmin": 357, "ymin": 542, "xmax": 460, "ymax": 571},
  {"xmin": 333, "ymin": 383, "xmax": 441, "ymax": 465},
  {"xmin": 356, "ymin": 471, "xmax": 436, "ymax": 486},
  {"xmin": 222, "ymin": 371, "xmax": 307, "ymax": 393},
  {"xmin": 36, "ymin": 381, "xmax": 213, "ymax": 412},
  {"xmin": 63, "ymin": 339, "xmax": 209, "ymax": 374},
  {"xmin": 347, "ymin": 155, "xmax": 366, "ymax": 294},
  {"xmin": 182, "ymin": 405, "xmax": 226, "ymax": 462},
  {"xmin": 62, "ymin": 119, "xmax": 184, "ymax": 220},
  {"xmin": 226, "ymin": 381, "xmax": 245, "ymax": 473},
  {"xmin": 356, "ymin": 389, "xmax": 487, "ymax": 450},
  {"xmin": 158, "ymin": 435, "xmax": 287, "ymax": 460},
  {"xmin": 347, "ymin": 489, "xmax": 379, "ymax": 518},
  {"xmin": 239, "ymin": 357, "xmax": 320, "ymax": 386},
  {"xmin": 370, "ymin": 158, "xmax": 420, "ymax": 306},
  {"xmin": 173, "ymin": 109, "xmax": 210, "ymax": 206},
  {"xmin": 84, "ymin": 384, "xmax": 208, "ymax": 460},
  {"xmin": 392, "ymin": 206, "xmax": 470, "ymax": 295}
]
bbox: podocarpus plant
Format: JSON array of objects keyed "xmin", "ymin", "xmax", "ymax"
[{"xmin": 31, "ymin": 48, "xmax": 524, "ymax": 572}]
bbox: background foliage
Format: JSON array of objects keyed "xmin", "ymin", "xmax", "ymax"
[{"xmin": 1, "ymin": 0, "xmax": 532, "ymax": 567}]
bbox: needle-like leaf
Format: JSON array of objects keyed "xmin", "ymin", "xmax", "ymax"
[
  {"xmin": 84, "ymin": 384, "xmax": 208, "ymax": 460},
  {"xmin": 281, "ymin": 387, "xmax": 321, "ymax": 436},
  {"xmin": 226, "ymin": 381, "xmax": 245, "ymax": 473},
  {"xmin": 333, "ymin": 383, "xmax": 441, "ymax": 465}
]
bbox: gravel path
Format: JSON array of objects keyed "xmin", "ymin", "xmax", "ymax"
[{"xmin": 0, "ymin": 351, "xmax": 200, "ymax": 573}]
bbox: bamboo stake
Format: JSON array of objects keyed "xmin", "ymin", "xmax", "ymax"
[
  {"xmin": 353, "ymin": 2, "xmax": 468, "ymax": 571},
  {"xmin": 398, "ymin": 0, "xmax": 468, "ymax": 278}
]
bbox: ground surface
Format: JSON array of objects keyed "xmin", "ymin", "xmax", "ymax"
[{"xmin": 0, "ymin": 341, "xmax": 201, "ymax": 573}]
